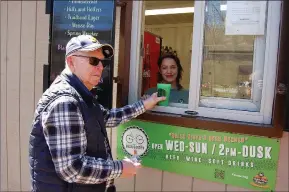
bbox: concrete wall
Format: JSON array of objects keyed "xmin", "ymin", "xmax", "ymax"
[{"xmin": 1, "ymin": 1, "xmax": 288, "ymax": 191}]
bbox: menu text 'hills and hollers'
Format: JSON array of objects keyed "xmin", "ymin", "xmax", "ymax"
[{"xmin": 64, "ymin": 1, "xmax": 101, "ymax": 40}]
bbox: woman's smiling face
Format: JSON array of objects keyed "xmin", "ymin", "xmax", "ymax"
[{"xmin": 159, "ymin": 58, "xmax": 178, "ymax": 84}]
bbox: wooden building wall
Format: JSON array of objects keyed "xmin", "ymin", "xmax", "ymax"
[
  {"xmin": 1, "ymin": 1, "xmax": 49, "ymax": 191},
  {"xmin": 0, "ymin": 1, "xmax": 288, "ymax": 191}
]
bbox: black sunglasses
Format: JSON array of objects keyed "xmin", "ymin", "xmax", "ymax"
[{"xmin": 72, "ymin": 55, "xmax": 110, "ymax": 67}]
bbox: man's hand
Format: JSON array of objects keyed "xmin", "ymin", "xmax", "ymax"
[
  {"xmin": 121, "ymin": 159, "xmax": 141, "ymax": 178},
  {"xmin": 140, "ymin": 94, "xmax": 150, "ymax": 100},
  {"xmin": 142, "ymin": 92, "xmax": 166, "ymax": 110}
]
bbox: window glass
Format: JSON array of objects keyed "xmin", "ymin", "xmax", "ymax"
[
  {"xmin": 130, "ymin": 0, "xmax": 280, "ymax": 124},
  {"xmin": 199, "ymin": 1, "xmax": 267, "ymax": 112},
  {"xmin": 142, "ymin": 1, "xmax": 194, "ymax": 107}
]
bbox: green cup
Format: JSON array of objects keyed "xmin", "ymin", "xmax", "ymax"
[{"xmin": 157, "ymin": 83, "xmax": 171, "ymax": 106}]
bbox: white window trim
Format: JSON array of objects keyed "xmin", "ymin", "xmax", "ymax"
[
  {"xmin": 251, "ymin": 36, "xmax": 266, "ymax": 110},
  {"xmin": 128, "ymin": 0, "xmax": 144, "ymax": 104},
  {"xmin": 260, "ymin": 0, "xmax": 282, "ymax": 124},
  {"xmin": 190, "ymin": 1, "xmax": 282, "ymax": 124},
  {"xmin": 128, "ymin": 1, "xmax": 282, "ymax": 124}
]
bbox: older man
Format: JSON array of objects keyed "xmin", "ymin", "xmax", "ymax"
[{"xmin": 29, "ymin": 35, "xmax": 165, "ymax": 192}]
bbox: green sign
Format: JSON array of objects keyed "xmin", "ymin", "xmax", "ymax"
[{"xmin": 117, "ymin": 120, "xmax": 280, "ymax": 191}]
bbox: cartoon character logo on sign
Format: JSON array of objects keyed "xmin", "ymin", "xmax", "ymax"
[{"xmin": 121, "ymin": 126, "xmax": 149, "ymax": 157}]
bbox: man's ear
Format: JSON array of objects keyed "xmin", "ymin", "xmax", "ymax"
[{"xmin": 66, "ymin": 56, "xmax": 75, "ymax": 71}]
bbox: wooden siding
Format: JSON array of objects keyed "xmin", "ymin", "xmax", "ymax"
[{"xmin": 0, "ymin": 1, "xmax": 49, "ymax": 191}]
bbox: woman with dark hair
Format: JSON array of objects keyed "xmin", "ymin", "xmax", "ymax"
[
  {"xmin": 144, "ymin": 53, "xmax": 189, "ymax": 104},
  {"xmin": 157, "ymin": 54, "xmax": 184, "ymax": 90}
]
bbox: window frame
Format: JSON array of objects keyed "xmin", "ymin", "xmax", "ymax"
[
  {"xmin": 118, "ymin": 0, "xmax": 287, "ymax": 138},
  {"xmin": 189, "ymin": 1, "xmax": 281, "ymax": 124}
]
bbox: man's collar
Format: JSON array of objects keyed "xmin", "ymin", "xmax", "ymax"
[{"xmin": 61, "ymin": 68, "xmax": 96, "ymax": 105}]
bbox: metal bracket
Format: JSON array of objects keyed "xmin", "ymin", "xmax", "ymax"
[
  {"xmin": 277, "ymin": 83, "xmax": 287, "ymax": 95},
  {"xmin": 116, "ymin": 0, "xmax": 127, "ymax": 7},
  {"xmin": 113, "ymin": 76, "xmax": 121, "ymax": 84}
]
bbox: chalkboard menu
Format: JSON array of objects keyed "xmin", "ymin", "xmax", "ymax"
[{"xmin": 50, "ymin": 0, "xmax": 116, "ymax": 108}]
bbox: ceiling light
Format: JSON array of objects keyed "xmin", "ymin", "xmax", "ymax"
[
  {"xmin": 145, "ymin": 7, "xmax": 194, "ymax": 16},
  {"xmin": 145, "ymin": 5, "xmax": 227, "ymax": 16}
]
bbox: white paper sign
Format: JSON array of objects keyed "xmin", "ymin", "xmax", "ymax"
[{"xmin": 225, "ymin": 1, "xmax": 267, "ymax": 35}]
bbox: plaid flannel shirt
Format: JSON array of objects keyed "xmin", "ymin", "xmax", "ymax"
[{"xmin": 41, "ymin": 95, "xmax": 146, "ymax": 184}]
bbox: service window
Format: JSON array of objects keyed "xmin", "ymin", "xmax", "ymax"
[{"xmin": 128, "ymin": 1, "xmax": 282, "ymax": 125}]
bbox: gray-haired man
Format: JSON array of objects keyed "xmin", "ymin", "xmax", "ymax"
[{"xmin": 29, "ymin": 35, "xmax": 165, "ymax": 192}]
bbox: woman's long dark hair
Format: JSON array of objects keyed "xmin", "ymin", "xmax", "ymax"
[{"xmin": 157, "ymin": 54, "xmax": 183, "ymax": 90}]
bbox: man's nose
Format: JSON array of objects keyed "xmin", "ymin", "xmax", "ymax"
[{"xmin": 96, "ymin": 61, "xmax": 104, "ymax": 69}]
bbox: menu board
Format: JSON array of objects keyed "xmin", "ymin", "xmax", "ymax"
[{"xmin": 50, "ymin": 0, "xmax": 115, "ymax": 108}]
